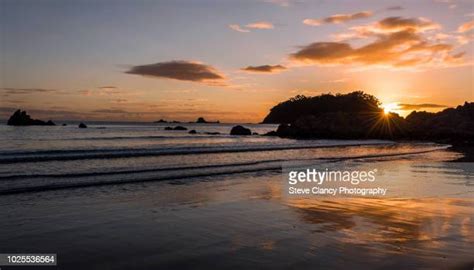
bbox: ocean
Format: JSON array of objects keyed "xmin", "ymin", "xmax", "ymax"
[
  {"xmin": 0, "ymin": 122, "xmax": 454, "ymax": 194},
  {"xmin": 0, "ymin": 122, "xmax": 473, "ymax": 269}
]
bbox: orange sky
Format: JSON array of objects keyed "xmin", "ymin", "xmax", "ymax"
[{"xmin": 1, "ymin": 0, "xmax": 473, "ymax": 122}]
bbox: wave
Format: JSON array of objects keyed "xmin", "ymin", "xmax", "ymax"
[
  {"xmin": 47, "ymin": 135, "xmax": 229, "ymax": 141},
  {"xmin": 0, "ymin": 140, "xmax": 393, "ymax": 164},
  {"xmin": 0, "ymin": 146, "xmax": 449, "ymax": 195}
]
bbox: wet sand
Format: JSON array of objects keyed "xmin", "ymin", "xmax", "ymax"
[{"xmin": 0, "ymin": 157, "xmax": 473, "ymax": 269}]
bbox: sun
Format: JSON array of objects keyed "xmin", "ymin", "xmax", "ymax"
[{"xmin": 382, "ymin": 102, "xmax": 400, "ymax": 115}]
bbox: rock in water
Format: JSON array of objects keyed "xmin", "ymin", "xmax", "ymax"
[
  {"xmin": 196, "ymin": 117, "xmax": 219, "ymax": 123},
  {"xmin": 78, "ymin": 122, "xmax": 87, "ymax": 128},
  {"xmin": 196, "ymin": 117, "xmax": 207, "ymax": 123},
  {"xmin": 7, "ymin": 109, "xmax": 55, "ymax": 126},
  {"xmin": 164, "ymin": 127, "xmax": 173, "ymax": 130},
  {"xmin": 263, "ymin": 131, "xmax": 277, "ymax": 136},
  {"xmin": 189, "ymin": 130, "xmax": 197, "ymax": 134},
  {"xmin": 230, "ymin": 125, "xmax": 251, "ymax": 135},
  {"xmin": 173, "ymin": 126, "xmax": 187, "ymax": 130}
]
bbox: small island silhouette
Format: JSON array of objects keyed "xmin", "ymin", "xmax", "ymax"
[
  {"xmin": 7, "ymin": 109, "xmax": 55, "ymax": 126},
  {"xmin": 154, "ymin": 117, "xmax": 220, "ymax": 124}
]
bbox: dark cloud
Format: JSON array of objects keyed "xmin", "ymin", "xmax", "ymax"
[
  {"xmin": 398, "ymin": 103, "xmax": 448, "ymax": 110},
  {"xmin": 125, "ymin": 61, "xmax": 225, "ymax": 84},
  {"xmin": 242, "ymin": 64, "xmax": 286, "ymax": 73},
  {"xmin": 292, "ymin": 42, "xmax": 354, "ymax": 63},
  {"xmin": 304, "ymin": 11, "xmax": 373, "ymax": 26},
  {"xmin": 292, "ymin": 17, "xmax": 461, "ymax": 68},
  {"xmin": 377, "ymin": 17, "xmax": 439, "ymax": 32}
]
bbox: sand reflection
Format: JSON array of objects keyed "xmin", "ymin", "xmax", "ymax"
[{"xmin": 285, "ymin": 197, "xmax": 473, "ymax": 259}]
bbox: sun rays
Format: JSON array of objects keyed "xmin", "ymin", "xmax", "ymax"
[{"xmin": 382, "ymin": 102, "xmax": 400, "ymax": 115}]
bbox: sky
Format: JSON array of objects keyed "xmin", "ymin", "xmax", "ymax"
[{"xmin": 1, "ymin": 0, "xmax": 473, "ymax": 122}]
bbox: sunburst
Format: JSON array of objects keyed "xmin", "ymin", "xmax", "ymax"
[{"xmin": 382, "ymin": 102, "xmax": 400, "ymax": 115}]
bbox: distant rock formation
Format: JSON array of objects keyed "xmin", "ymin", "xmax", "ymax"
[
  {"xmin": 155, "ymin": 119, "xmax": 181, "ymax": 123},
  {"xmin": 262, "ymin": 91, "xmax": 473, "ymax": 143},
  {"xmin": 230, "ymin": 125, "xmax": 251, "ymax": 135},
  {"xmin": 196, "ymin": 117, "xmax": 219, "ymax": 123},
  {"xmin": 164, "ymin": 126, "xmax": 187, "ymax": 131},
  {"xmin": 78, "ymin": 122, "xmax": 87, "ymax": 128},
  {"xmin": 204, "ymin": 132, "xmax": 220, "ymax": 135},
  {"xmin": 189, "ymin": 130, "xmax": 197, "ymax": 134},
  {"xmin": 196, "ymin": 117, "xmax": 207, "ymax": 123},
  {"xmin": 7, "ymin": 110, "xmax": 55, "ymax": 126}
]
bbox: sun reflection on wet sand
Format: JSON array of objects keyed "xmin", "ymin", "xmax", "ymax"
[
  {"xmin": 245, "ymin": 157, "xmax": 474, "ymax": 268},
  {"xmin": 279, "ymin": 196, "xmax": 474, "ymax": 266}
]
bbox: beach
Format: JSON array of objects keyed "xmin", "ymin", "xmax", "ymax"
[{"xmin": 0, "ymin": 123, "xmax": 473, "ymax": 269}]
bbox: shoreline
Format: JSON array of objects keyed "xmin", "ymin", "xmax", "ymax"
[{"xmin": 1, "ymin": 160, "xmax": 472, "ymax": 270}]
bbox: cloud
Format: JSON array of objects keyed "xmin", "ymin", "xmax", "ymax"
[
  {"xmin": 113, "ymin": 98, "xmax": 129, "ymax": 104},
  {"xmin": 229, "ymin": 21, "xmax": 274, "ymax": 32},
  {"xmin": 246, "ymin": 21, "xmax": 274, "ymax": 29},
  {"xmin": 320, "ymin": 78, "xmax": 347, "ymax": 83},
  {"xmin": 456, "ymin": 33, "xmax": 474, "ymax": 45},
  {"xmin": 303, "ymin": 11, "xmax": 373, "ymax": 26},
  {"xmin": 292, "ymin": 17, "xmax": 463, "ymax": 68},
  {"xmin": 126, "ymin": 61, "xmax": 225, "ymax": 84},
  {"xmin": 241, "ymin": 64, "xmax": 286, "ymax": 73},
  {"xmin": 376, "ymin": 17, "xmax": 440, "ymax": 32},
  {"xmin": 98, "ymin": 86, "xmax": 117, "ymax": 90},
  {"xmin": 78, "ymin": 86, "xmax": 123, "ymax": 96},
  {"xmin": 457, "ymin": 20, "xmax": 474, "ymax": 33},
  {"xmin": 398, "ymin": 103, "xmax": 448, "ymax": 110},
  {"xmin": 332, "ymin": 17, "xmax": 441, "ymax": 41},
  {"xmin": 93, "ymin": 109, "xmax": 129, "ymax": 113},
  {"xmin": 1, "ymin": 88, "xmax": 59, "ymax": 95},
  {"xmin": 98, "ymin": 86, "xmax": 120, "ymax": 95},
  {"xmin": 229, "ymin": 24, "xmax": 250, "ymax": 33},
  {"xmin": 78, "ymin": 90, "xmax": 92, "ymax": 96},
  {"xmin": 263, "ymin": 0, "xmax": 301, "ymax": 7},
  {"xmin": 387, "ymin": 6, "xmax": 403, "ymax": 11},
  {"xmin": 302, "ymin": 19, "xmax": 322, "ymax": 26}
]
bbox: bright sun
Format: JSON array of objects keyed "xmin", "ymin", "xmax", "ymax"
[{"xmin": 382, "ymin": 102, "xmax": 400, "ymax": 115}]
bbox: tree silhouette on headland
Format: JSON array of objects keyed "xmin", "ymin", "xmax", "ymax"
[
  {"xmin": 263, "ymin": 91, "xmax": 473, "ymax": 142},
  {"xmin": 263, "ymin": 91, "xmax": 381, "ymax": 124}
]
